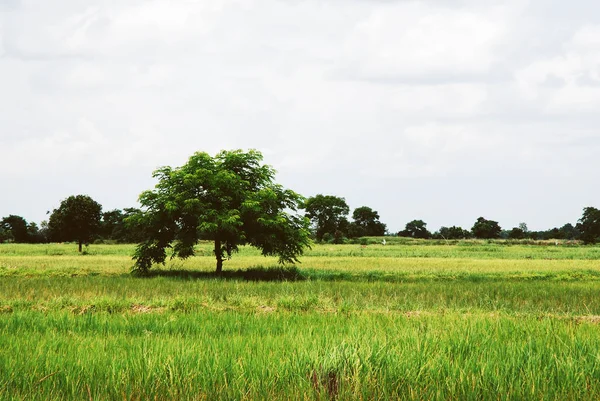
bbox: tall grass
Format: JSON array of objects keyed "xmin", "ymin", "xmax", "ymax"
[
  {"xmin": 2, "ymin": 312, "xmax": 600, "ymax": 400},
  {"xmin": 1, "ymin": 242, "xmax": 600, "ymax": 400},
  {"xmin": 2, "ymin": 242, "xmax": 600, "ymax": 259}
]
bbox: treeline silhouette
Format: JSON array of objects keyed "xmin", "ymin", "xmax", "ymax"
[
  {"xmin": 303, "ymin": 195, "xmax": 599, "ymax": 244},
  {"xmin": 0, "ymin": 208, "xmax": 144, "ymax": 245},
  {"xmin": 1, "ymin": 195, "xmax": 599, "ymax": 245}
]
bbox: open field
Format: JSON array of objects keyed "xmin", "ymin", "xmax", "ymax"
[{"xmin": 1, "ymin": 242, "xmax": 600, "ymax": 400}]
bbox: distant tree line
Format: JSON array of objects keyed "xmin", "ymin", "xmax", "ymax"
[
  {"xmin": 3, "ymin": 193, "xmax": 387, "ymax": 247},
  {"xmin": 3, "ymin": 149, "xmax": 596, "ymax": 274},
  {"xmin": 299, "ymin": 194, "xmax": 600, "ymax": 245},
  {"xmin": 397, "ymin": 210, "xmax": 600, "ymax": 244},
  {"xmin": 0, "ymin": 196, "xmax": 145, "ymax": 248},
  {"xmin": 2, "ymin": 201, "xmax": 600, "ymax": 247},
  {"xmin": 303, "ymin": 195, "xmax": 386, "ymax": 243},
  {"xmin": 2, "ymin": 194, "xmax": 600, "ymax": 248},
  {"xmin": 0, "ymin": 215, "xmax": 46, "ymax": 244}
]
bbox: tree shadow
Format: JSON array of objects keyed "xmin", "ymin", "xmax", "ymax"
[{"xmin": 133, "ymin": 265, "xmax": 307, "ymax": 282}]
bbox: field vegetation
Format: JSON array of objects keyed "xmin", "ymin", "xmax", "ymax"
[{"xmin": 1, "ymin": 241, "xmax": 600, "ymax": 400}]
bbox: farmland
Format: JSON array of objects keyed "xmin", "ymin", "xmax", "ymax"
[{"xmin": 1, "ymin": 241, "xmax": 600, "ymax": 400}]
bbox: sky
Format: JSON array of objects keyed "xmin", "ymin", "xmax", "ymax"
[{"xmin": 1, "ymin": 0, "xmax": 599, "ymax": 233}]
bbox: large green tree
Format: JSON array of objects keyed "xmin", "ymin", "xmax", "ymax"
[
  {"xmin": 577, "ymin": 207, "xmax": 600, "ymax": 244},
  {"xmin": 303, "ymin": 195, "xmax": 350, "ymax": 242},
  {"xmin": 48, "ymin": 195, "xmax": 103, "ymax": 252},
  {"xmin": 131, "ymin": 150, "xmax": 311, "ymax": 273}
]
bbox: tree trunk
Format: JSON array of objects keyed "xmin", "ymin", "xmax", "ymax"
[
  {"xmin": 78, "ymin": 240, "xmax": 82, "ymax": 253},
  {"xmin": 215, "ymin": 238, "xmax": 223, "ymax": 274}
]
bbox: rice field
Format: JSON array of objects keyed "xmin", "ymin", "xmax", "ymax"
[{"xmin": 1, "ymin": 241, "xmax": 600, "ymax": 400}]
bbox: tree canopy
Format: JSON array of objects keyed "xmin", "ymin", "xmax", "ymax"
[
  {"xmin": 0, "ymin": 215, "xmax": 46, "ymax": 243},
  {"xmin": 508, "ymin": 227, "xmax": 526, "ymax": 239},
  {"xmin": 48, "ymin": 195, "xmax": 103, "ymax": 252},
  {"xmin": 350, "ymin": 206, "xmax": 387, "ymax": 237},
  {"xmin": 577, "ymin": 207, "xmax": 600, "ymax": 244},
  {"xmin": 0, "ymin": 215, "xmax": 29, "ymax": 243},
  {"xmin": 100, "ymin": 208, "xmax": 144, "ymax": 243},
  {"xmin": 131, "ymin": 149, "xmax": 311, "ymax": 273},
  {"xmin": 471, "ymin": 217, "xmax": 502, "ymax": 239},
  {"xmin": 435, "ymin": 226, "xmax": 471, "ymax": 240},
  {"xmin": 399, "ymin": 220, "xmax": 431, "ymax": 239},
  {"xmin": 303, "ymin": 195, "xmax": 350, "ymax": 242}
]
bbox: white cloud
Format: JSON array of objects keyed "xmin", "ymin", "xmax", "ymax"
[
  {"xmin": 388, "ymin": 84, "xmax": 488, "ymax": 117},
  {"xmin": 337, "ymin": 1, "xmax": 508, "ymax": 80},
  {"xmin": 516, "ymin": 24, "xmax": 600, "ymax": 111},
  {"xmin": 1, "ymin": 0, "xmax": 599, "ymax": 232}
]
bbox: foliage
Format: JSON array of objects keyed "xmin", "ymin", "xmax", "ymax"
[
  {"xmin": 529, "ymin": 223, "xmax": 581, "ymax": 241},
  {"xmin": 399, "ymin": 219, "xmax": 431, "ymax": 239},
  {"xmin": 558, "ymin": 223, "xmax": 580, "ymax": 240},
  {"xmin": 518, "ymin": 222, "xmax": 529, "ymax": 233},
  {"xmin": 0, "ymin": 215, "xmax": 29, "ymax": 243},
  {"xmin": 131, "ymin": 149, "xmax": 311, "ymax": 272},
  {"xmin": 304, "ymin": 194, "xmax": 350, "ymax": 242},
  {"xmin": 0, "ymin": 215, "xmax": 45, "ymax": 244},
  {"xmin": 0, "ymin": 226, "xmax": 12, "ymax": 243},
  {"xmin": 508, "ymin": 227, "xmax": 525, "ymax": 239},
  {"xmin": 349, "ymin": 206, "xmax": 386, "ymax": 237},
  {"xmin": 26, "ymin": 222, "xmax": 46, "ymax": 243},
  {"xmin": 100, "ymin": 209, "xmax": 124, "ymax": 240},
  {"xmin": 47, "ymin": 195, "xmax": 103, "ymax": 252},
  {"xmin": 577, "ymin": 207, "xmax": 600, "ymax": 244},
  {"xmin": 434, "ymin": 225, "xmax": 471, "ymax": 240},
  {"xmin": 100, "ymin": 208, "xmax": 144, "ymax": 243},
  {"xmin": 471, "ymin": 217, "xmax": 502, "ymax": 239}
]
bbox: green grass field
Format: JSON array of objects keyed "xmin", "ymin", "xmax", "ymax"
[{"xmin": 1, "ymin": 241, "xmax": 600, "ymax": 400}]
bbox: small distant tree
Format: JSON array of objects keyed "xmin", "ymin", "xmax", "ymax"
[
  {"xmin": 577, "ymin": 207, "xmax": 600, "ymax": 244},
  {"xmin": 304, "ymin": 195, "xmax": 350, "ymax": 242},
  {"xmin": 100, "ymin": 209, "xmax": 125, "ymax": 241},
  {"xmin": 557, "ymin": 223, "xmax": 579, "ymax": 240},
  {"xmin": 518, "ymin": 222, "xmax": 529, "ymax": 234},
  {"xmin": 48, "ymin": 195, "xmax": 103, "ymax": 252},
  {"xmin": 39, "ymin": 220, "xmax": 50, "ymax": 243},
  {"xmin": 399, "ymin": 220, "xmax": 431, "ymax": 239},
  {"xmin": 0, "ymin": 215, "xmax": 29, "ymax": 243},
  {"xmin": 349, "ymin": 206, "xmax": 386, "ymax": 237},
  {"xmin": 471, "ymin": 217, "xmax": 502, "ymax": 239},
  {"xmin": 436, "ymin": 226, "xmax": 471, "ymax": 240},
  {"xmin": 508, "ymin": 227, "xmax": 525, "ymax": 239},
  {"xmin": 544, "ymin": 227, "xmax": 561, "ymax": 240},
  {"xmin": 131, "ymin": 150, "xmax": 311, "ymax": 273},
  {"xmin": 26, "ymin": 222, "xmax": 45, "ymax": 243},
  {"xmin": 99, "ymin": 208, "xmax": 144, "ymax": 243},
  {"xmin": 120, "ymin": 208, "xmax": 146, "ymax": 243}
]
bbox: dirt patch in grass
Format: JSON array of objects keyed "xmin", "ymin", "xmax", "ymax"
[
  {"xmin": 405, "ymin": 311, "xmax": 434, "ymax": 318},
  {"xmin": 0, "ymin": 305, "xmax": 13, "ymax": 314},
  {"xmin": 257, "ymin": 305, "xmax": 276, "ymax": 313},
  {"xmin": 131, "ymin": 304, "xmax": 166, "ymax": 314},
  {"xmin": 576, "ymin": 315, "xmax": 600, "ymax": 324}
]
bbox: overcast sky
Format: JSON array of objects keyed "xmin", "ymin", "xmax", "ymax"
[{"xmin": 1, "ymin": 0, "xmax": 599, "ymax": 233}]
